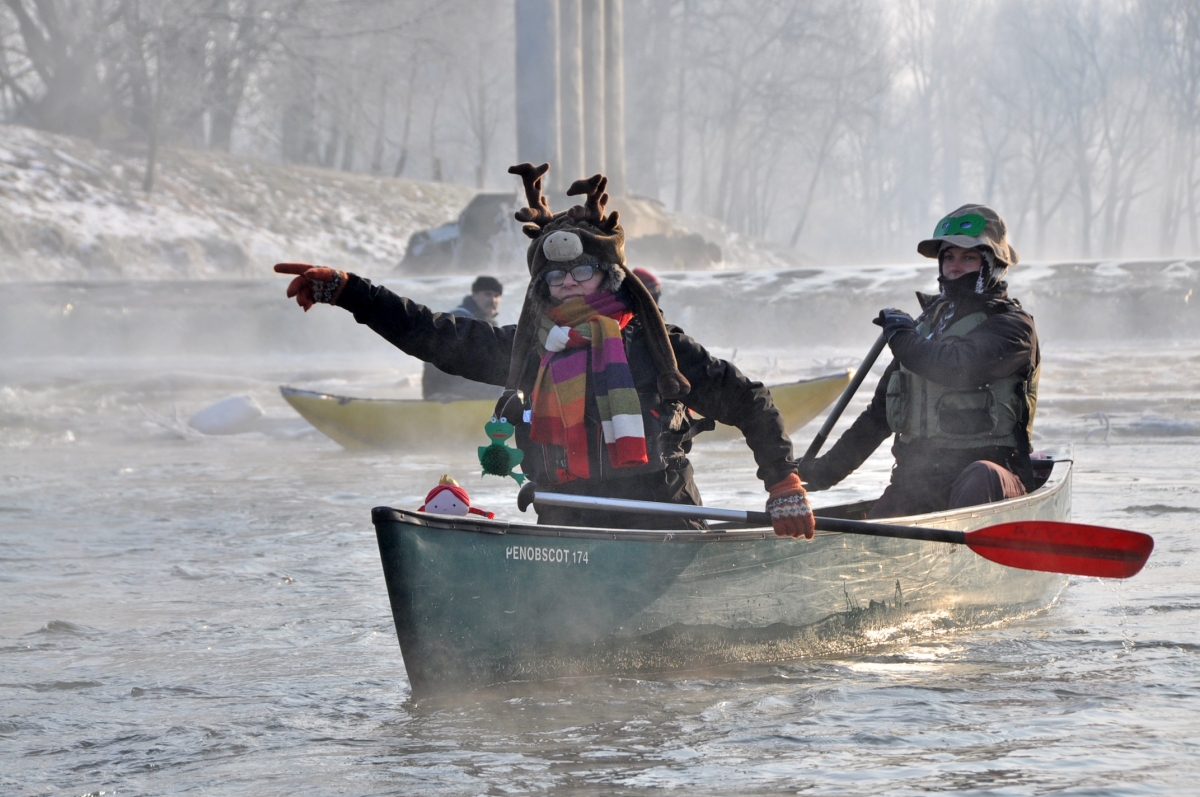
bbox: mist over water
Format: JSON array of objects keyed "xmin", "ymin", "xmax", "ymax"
[{"xmin": 3, "ymin": 263, "xmax": 1200, "ymax": 795}]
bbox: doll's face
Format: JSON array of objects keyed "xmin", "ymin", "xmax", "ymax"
[
  {"xmin": 485, "ymin": 417, "xmax": 515, "ymax": 440},
  {"xmin": 425, "ymin": 491, "xmax": 469, "ymax": 515}
]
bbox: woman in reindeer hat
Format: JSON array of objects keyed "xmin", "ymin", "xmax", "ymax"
[{"xmin": 275, "ymin": 163, "xmax": 813, "ymax": 537}]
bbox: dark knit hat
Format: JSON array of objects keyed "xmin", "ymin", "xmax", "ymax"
[
  {"xmin": 503, "ymin": 162, "xmax": 690, "ymax": 400},
  {"xmin": 471, "ymin": 276, "xmax": 503, "ymax": 295}
]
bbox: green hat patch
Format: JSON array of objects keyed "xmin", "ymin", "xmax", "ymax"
[{"xmin": 935, "ymin": 213, "xmax": 987, "ymax": 238}]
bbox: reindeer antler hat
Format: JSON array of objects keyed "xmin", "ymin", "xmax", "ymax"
[{"xmin": 504, "ymin": 162, "xmax": 690, "ymax": 400}]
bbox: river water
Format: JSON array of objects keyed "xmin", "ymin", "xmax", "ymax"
[{"xmin": 3, "ymin": 263, "xmax": 1199, "ymax": 795}]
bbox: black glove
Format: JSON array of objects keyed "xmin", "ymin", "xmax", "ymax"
[{"xmin": 873, "ymin": 308, "xmax": 916, "ymax": 341}]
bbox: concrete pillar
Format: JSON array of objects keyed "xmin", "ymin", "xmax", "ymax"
[
  {"xmin": 515, "ymin": 0, "xmax": 561, "ymax": 188},
  {"xmin": 581, "ymin": 0, "xmax": 605, "ymax": 177},
  {"xmin": 558, "ymin": 0, "xmax": 584, "ymax": 185},
  {"xmin": 603, "ymin": 0, "xmax": 626, "ymax": 195}
]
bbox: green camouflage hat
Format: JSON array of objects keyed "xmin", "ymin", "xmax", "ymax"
[{"xmin": 917, "ymin": 204, "xmax": 1019, "ymax": 266}]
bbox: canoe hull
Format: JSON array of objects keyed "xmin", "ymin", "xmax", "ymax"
[
  {"xmin": 282, "ymin": 370, "xmax": 851, "ymax": 450},
  {"xmin": 373, "ymin": 462, "xmax": 1072, "ymax": 697}
]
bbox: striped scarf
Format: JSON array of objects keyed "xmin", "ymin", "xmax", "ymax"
[{"xmin": 530, "ymin": 291, "xmax": 647, "ymax": 482}]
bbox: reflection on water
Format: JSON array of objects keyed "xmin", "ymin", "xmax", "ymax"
[{"xmin": 2, "ymin": 273, "xmax": 1200, "ymax": 795}]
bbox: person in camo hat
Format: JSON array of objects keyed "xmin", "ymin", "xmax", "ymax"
[
  {"xmin": 274, "ymin": 163, "xmax": 814, "ymax": 538},
  {"xmin": 799, "ymin": 204, "xmax": 1040, "ymax": 518}
]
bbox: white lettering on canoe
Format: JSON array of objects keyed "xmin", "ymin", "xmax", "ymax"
[{"xmin": 504, "ymin": 545, "xmax": 588, "ymax": 565}]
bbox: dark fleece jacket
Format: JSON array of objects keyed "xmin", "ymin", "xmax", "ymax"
[
  {"xmin": 799, "ymin": 283, "xmax": 1039, "ymax": 503},
  {"xmin": 336, "ymin": 274, "xmax": 798, "ymax": 527},
  {"xmin": 422, "ymin": 294, "xmax": 503, "ymax": 401}
]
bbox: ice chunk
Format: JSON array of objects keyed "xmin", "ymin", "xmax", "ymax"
[{"xmin": 187, "ymin": 394, "xmax": 264, "ymax": 435}]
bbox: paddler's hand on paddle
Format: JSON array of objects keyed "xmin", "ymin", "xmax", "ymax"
[
  {"xmin": 766, "ymin": 474, "xmax": 815, "ymax": 540},
  {"xmin": 274, "ymin": 263, "xmax": 347, "ymax": 311},
  {"xmin": 873, "ymin": 308, "xmax": 916, "ymax": 342}
]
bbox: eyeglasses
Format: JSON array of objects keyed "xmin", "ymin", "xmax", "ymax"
[{"xmin": 543, "ymin": 264, "xmax": 598, "ymax": 286}]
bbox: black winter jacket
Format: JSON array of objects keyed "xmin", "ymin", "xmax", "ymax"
[
  {"xmin": 336, "ymin": 275, "xmax": 799, "ymax": 523},
  {"xmin": 422, "ymin": 294, "xmax": 504, "ymax": 401},
  {"xmin": 800, "ymin": 284, "xmax": 1039, "ymax": 495}
]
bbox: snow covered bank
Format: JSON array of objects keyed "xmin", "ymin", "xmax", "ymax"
[{"xmin": 0, "ymin": 123, "xmax": 473, "ymax": 281}]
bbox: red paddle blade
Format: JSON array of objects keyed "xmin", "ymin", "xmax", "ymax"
[{"xmin": 964, "ymin": 521, "xmax": 1154, "ymax": 579}]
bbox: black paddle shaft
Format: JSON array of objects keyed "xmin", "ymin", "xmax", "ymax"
[
  {"xmin": 800, "ymin": 333, "xmax": 890, "ymax": 465},
  {"xmin": 743, "ymin": 509, "xmax": 967, "ymax": 545},
  {"xmin": 531, "ymin": 491, "xmax": 968, "ymax": 546}
]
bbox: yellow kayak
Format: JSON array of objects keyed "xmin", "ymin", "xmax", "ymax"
[{"xmin": 281, "ymin": 370, "xmax": 852, "ymax": 450}]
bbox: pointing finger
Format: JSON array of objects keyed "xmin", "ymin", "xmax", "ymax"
[{"xmin": 275, "ymin": 263, "xmax": 314, "ymax": 275}]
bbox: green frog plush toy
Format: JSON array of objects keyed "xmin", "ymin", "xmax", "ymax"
[{"xmin": 479, "ymin": 414, "xmax": 526, "ymax": 485}]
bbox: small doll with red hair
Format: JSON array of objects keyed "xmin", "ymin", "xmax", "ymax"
[{"xmin": 418, "ymin": 475, "xmax": 495, "ymax": 519}]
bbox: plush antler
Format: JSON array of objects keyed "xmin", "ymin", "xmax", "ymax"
[
  {"xmin": 508, "ymin": 162, "xmax": 554, "ymax": 238},
  {"xmin": 566, "ymin": 174, "xmax": 620, "ymax": 232}
]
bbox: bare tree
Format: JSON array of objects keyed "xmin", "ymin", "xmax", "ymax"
[
  {"xmin": 618, "ymin": 0, "xmax": 891, "ymax": 254},
  {"xmin": 391, "ymin": 54, "xmax": 418, "ymax": 177},
  {"xmin": 1, "ymin": 0, "xmax": 1195, "ymax": 264},
  {"xmin": 0, "ymin": 0, "xmax": 122, "ymax": 137},
  {"xmin": 456, "ymin": 2, "xmax": 510, "ymax": 189},
  {"xmin": 1148, "ymin": 0, "xmax": 1200, "ymax": 254},
  {"xmin": 121, "ymin": 0, "xmax": 164, "ymax": 190}
]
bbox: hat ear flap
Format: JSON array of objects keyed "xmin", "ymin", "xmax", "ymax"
[
  {"xmin": 505, "ymin": 292, "xmax": 542, "ymax": 391},
  {"xmin": 619, "ymin": 265, "xmax": 690, "ymax": 399}
]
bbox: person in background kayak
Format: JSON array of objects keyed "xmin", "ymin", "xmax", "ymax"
[
  {"xmin": 422, "ymin": 275, "xmax": 506, "ymax": 401},
  {"xmin": 632, "ymin": 267, "xmax": 662, "ymax": 305},
  {"xmin": 799, "ymin": 204, "xmax": 1039, "ymax": 518},
  {"xmin": 275, "ymin": 163, "xmax": 813, "ymax": 538}
]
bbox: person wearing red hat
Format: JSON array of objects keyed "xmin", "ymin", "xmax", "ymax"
[
  {"xmin": 275, "ymin": 164, "xmax": 812, "ymax": 539},
  {"xmin": 632, "ymin": 267, "xmax": 662, "ymax": 304}
]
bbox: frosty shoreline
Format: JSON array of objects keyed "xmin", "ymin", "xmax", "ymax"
[
  {"xmin": 0, "ymin": 122, "xmax": 473, "ymax": 282},
  {"xmin": 5, "ymin": 121, "xmax": 1199, "ymax": 290}
]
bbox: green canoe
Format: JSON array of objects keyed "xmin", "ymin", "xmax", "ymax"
[{"xmin": 373, "ymin": 461, "xmax": 1071, "ymax": 698}]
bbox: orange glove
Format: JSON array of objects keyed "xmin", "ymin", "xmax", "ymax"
[
  {"xmin": 274, "ymin": 263, "xmax": 347, "ymax": 311},
  {"xmin": 766, "ymin": 473, "xmax": 815, "ymax": 539}
]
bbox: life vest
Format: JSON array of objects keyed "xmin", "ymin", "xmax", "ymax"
[{"xmin": 884, "ymin": 309, "xmax": 1038, "ymax": 450}]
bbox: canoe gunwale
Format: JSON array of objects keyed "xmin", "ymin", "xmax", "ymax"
[
  {"xmin": 281, "ymin": 369, "xmax": 852, "ymax": 408},
  {"xmin": 371, "ymin": 459, "xmax": 1071, "ymax": 543},
  {"xmin": 280, "ymin": 385, "xmax": 491, "ymax": 407}
]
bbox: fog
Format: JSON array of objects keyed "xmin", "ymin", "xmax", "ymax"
[
  {"xmin": 6, "ymin": 7, "xmax": 1200, "ymax": 793},
  {"xmin": 2, "ymin": 0, "xmax": 1198, "ymax": 267}
]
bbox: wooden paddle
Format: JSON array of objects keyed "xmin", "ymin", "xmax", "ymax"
[
  {"xmin": 529, "ymin": 491, "xmax": 1154, "ymax": 579},
  {"xmin": 800, "ymin": 332, "xmax": 888, "ymax": 464}
]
